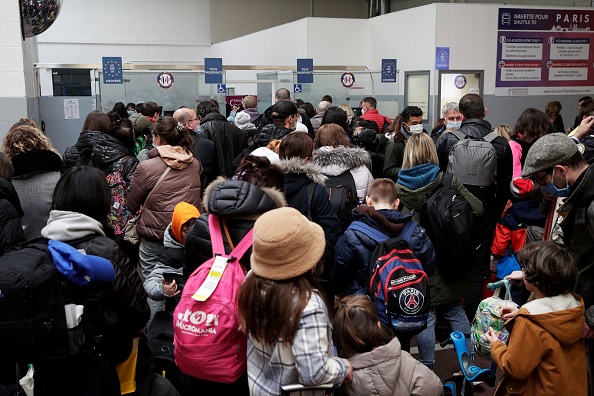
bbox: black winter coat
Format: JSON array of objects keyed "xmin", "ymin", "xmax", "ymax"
[
  {"xmin": 190, "ymin": 131, "xmax": 215, "ymax": 189},
  {"xmin": 0, "ymin": 178, "xmax": 25, "ymax": 255},
  {"xmin": 255, "ymin": 123, "xmax": 293, "ymax": 148},
  {"xmin": 62, "ymin": 130, "xmax": 104, "ymax": 170},
  {"xmin": 278, "ymin": 158, "xmax": 341, "ymax": 281},
  {"xmin": 183, "ymin": 178, "xmax": 286, "ymax": 279},
  {"xmin": 200, "ymin": 113, "xmax": 246, "ymax": 178},
  {"xmin": 90, "ymin": 133, "xmax": 138, "ymax": 182},
  {"xmin": 435, "ymin": 119, "xmax": 513, "ymax": 217}
]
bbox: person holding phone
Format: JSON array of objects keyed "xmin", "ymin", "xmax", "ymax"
[{"xmin": 143, "ymin": 201, "xmax": 200, "ymax": 326}]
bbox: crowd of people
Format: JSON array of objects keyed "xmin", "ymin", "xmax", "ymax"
[{"xmin": 1, "ymin": 90, "xmax": 594, "ymax": 396}]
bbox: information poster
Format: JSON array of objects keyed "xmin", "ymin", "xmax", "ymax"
[{"xmin": 496, "ymin": 8, "xmax": 594, "ymax": 96}]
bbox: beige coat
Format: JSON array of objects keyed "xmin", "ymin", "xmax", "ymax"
[
  {"xmin": 342, "ymin": 338, "xmax": 442, "ymax": 396},
  {"xmin": 128, "ymin": 146, "xmax": 202, "ymax": 241}
]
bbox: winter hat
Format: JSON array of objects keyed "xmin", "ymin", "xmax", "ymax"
[
  {"xmin": 171, "ymin": 202, "xmax": 200, "ymax": 243},
  {"xmin": 234, "ymin": 111, "xmax": 254, "ymax": 131},
  {"xmin": 48, "ymin": 240, "xmax": 115, "ymax": 286},
  {"xmin": 271, "ymin": 100, "xmax": 298, "ymax": 119},
  {"xmin": 131, "ymin": 114, "xmax": 152, "ymax": 132},
  {"xmin": 510, "ymin": 177, "xmax": 535, "ymax": 198},
  {"xmin": 522, "ymin": 133, "xmax": 578, "ymax": 178},
  {"xmin": 250, "ymin": 207, "xmax": 325, "ymax": 280},
  {"xmin": 357, "ymin": 129, "xmax": 378, "ymax": 146}
]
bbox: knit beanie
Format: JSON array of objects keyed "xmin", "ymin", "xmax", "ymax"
[
  {"xmin": 250, "ymin": 207, "xmax": 325, "ymax": 280},
  {"xmin": 234, "ymin": 111, "xmax": 254, "ymax": 131},
  {"xmin": 171, "ymin": 202, "xmax": 200, "ymax": 243}
]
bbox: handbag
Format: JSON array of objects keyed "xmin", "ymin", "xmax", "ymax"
[
  {"xmin": 496, "ymin": 249, "xmax": 521, "ymax": 280},
  {"xmin": 123, "ymin": 167, "xmax": 171, "ymax": 245}
]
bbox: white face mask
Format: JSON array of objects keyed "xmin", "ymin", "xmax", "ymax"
[{"xmin": 409, "ymin": 124, "xmax": 424, "ymax": 134}]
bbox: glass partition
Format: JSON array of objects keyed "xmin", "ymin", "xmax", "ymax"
[
  {"xmin": 257, "ymin": 70, "xmax": 400, "ymax": 119},
  {"xmin": 97, "ymin": 70, "xmax": 224, "ymax": 113}
]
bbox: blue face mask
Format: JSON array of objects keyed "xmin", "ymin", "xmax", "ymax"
[
  {"xmin": 127, "ymin": 110, "xmax": 135, "ymax": 116},
  {"xmin": 542, "ymin": 169, "xmax": 571, "ymax": 197},
  {"xmin": 446, "ymin": 121, "xmax": 462, "ymax": 129}
]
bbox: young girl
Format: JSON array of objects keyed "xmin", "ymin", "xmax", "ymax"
[
  {"xmin": 485, "ymin": 241, "xmax": 586, "ymax": 396},
  {"xmin": 237, "ymin": 207, "xmax": 352, "ymax": 396},
  {"xmin": 333, "ymin": 295, "xmax": 442, "ymax": 396}
]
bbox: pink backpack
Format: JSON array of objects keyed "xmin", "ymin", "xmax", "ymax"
[{"xmin": 173, "ymin": 214, "xmax": 253, "ymax": 383}]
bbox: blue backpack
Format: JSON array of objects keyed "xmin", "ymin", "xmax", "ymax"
[{"xmin": 355, "ymin": 220, "xmax": 430, "ymax": 334}]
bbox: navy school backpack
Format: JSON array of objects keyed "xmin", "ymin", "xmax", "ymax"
[
  {"xmin": 355, "ymin": 220, "xmax": 430, "ymax": 334},
  {"xmin": 420, "ymin": 173, "xmax": 478, "ymax": 279}
]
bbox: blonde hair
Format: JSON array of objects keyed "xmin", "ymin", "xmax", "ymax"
[
  {"xmin": 2, "ymin": 125, "xmax": 60, "ymax": 159},
  {"xmin": 493, "ymin": 124, "xmax": 512, "ymax": 141},
  {"xmin": 402, "ymin": 132, "xmax": 438, "ymax": 169},
  {"xmin": 266, "ymin": 139, "xmax": 281, "ymax": 154},
  {"xmin": 339, "ymin": 104, "xmax": 355, "ymax": 119}
]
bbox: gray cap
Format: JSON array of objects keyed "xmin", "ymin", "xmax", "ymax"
[{"xmin": 522, "ymin": 133, "xmax": 578, "ymax": 178}]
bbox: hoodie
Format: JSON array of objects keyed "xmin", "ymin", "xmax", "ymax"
[
  {"xmin": 144, "ymin": 224, "xmax": 185, "ymax": 300},
  {"xmin": 491, "ymin": 294, "xmax": 587, "ymax": 396}
]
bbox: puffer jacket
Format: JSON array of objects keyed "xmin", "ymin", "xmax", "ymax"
[
  {"xmin": 0, "ymin": 178, "xmax": 25, "ymax": 254},
  {"xmin": 334, "ymin": 206, "xmax": 435, "ymax": 296},
  {"xmin": 278, "ymin": 158, "xmax": 341, "ymax": 281},
  {"xmin": 255, "ymin": 123, "xmax": 293, "ymax": 148},
  {"xmin": 200, "ymin": 112, "xmax": 245, "ymax": 178},
  {"xmin": 128, "ymin": 146, "xmax": 202, "ymax": 241},
  {"xmin": 435, "ymin": 119, "xmax": 513, "ymax": 217},
  {"xmin": 396, "ymin": 164, "xmax": 484, "ymax": 305},
  {"xmin": 343, "ymin": 337, "xmax": 443, "ymax": 396},
  {"xmin": 183, "ymin": 178, "xmax": 286, "ymax": 279},
  {"xmin": 144, "ymin": 224, "xmax": 184, "ymax": 301},
  {"xmin": 90, "ymin": 133, "xmax": 138, "ymax": 182},
  {"xmin": 62, "ymin": 130, "xmax": 104, "ymax": 170},
  {"xmin": 312, "ymin": 146, "xmax": 374, "ymax": 200}
]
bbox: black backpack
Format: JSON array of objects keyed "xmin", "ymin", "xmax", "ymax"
[
  {"xmin": 324, "ymin": 171, "xmax": 358, "ymax": 232},
  {"xmin": 420, "ymin": 173, "xmax": 478, "ymax": 278},
  {"xmin": 0, "ymin": 238, "xmax": 116, "ymax": 364}
]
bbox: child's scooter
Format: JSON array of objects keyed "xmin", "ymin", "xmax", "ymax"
[{"xmin": 441, "ymin": 279, "xmax": 508, "ymax": 395}]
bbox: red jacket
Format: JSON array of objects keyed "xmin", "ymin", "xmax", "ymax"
[{"xmin": 361, "ymin": 109, "xmax": 391, "ymax": 133}]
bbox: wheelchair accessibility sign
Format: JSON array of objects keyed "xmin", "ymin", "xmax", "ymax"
[
  {"xmin": 294, "ymin": 84, "xmax": 302, "ymax": 93},
  {"xmin": 217, "ymin": 84, "xmax": 226, "ymax": 94}
]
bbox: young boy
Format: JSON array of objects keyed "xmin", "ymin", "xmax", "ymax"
[
  {"xmin": 144, "ymin": 201, "xmax": 200, "ymax": 326},
  {"xmin": 485, "ymin": 241, "xmax": 586, "ymax": 396},
  {"xmin": 333, "ymin": 178, "xmax": 435, "ymax": 296}
]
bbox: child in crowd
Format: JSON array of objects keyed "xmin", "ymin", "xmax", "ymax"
[
  {"xmin": 333, "ymin": 178, "xmax": 435, "ymax": 296},
  {"xmin": 237, "ymin": 207, "xmax": 352, "ymax": 396},
  {"xmin": 144, "ymin": 201, "xmax": 199, "ymax": 325},
  {"xmin": 333, "ymin": 295, "xmax": 442, "ymax": 396},
  {"xmin": 485, "ymin": 241, "xmax": 586, "ymax": 396}
]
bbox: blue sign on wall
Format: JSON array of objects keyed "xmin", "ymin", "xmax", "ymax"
[
  {"xmin": 436, "ymin": 47, "xmax": 450, "ymax": 70},
  {"xmin": 102, "ymin": 57, "xmax": 123, "ymax": 84},
  {"xmin": 381, "ymin": 59, "xmax": 397, "ymax": 83},
  {"xmin": 294, "ymin": 84, "xmax": 302, "ymax": 93},
  {"xmin": 205, "ymin": 58, "xmax": 223, "ymax": 84},
  {"xmin": 297, "ymin": 59, "xmax": 314, "ymax": 83}
]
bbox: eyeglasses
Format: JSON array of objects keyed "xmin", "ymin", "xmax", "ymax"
[{"xmin": 533, "ymin": 170, "xmax": 553, "ymax": 186}]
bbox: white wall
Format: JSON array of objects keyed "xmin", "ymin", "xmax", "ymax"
[
  {"xmin": 36, "ymin": 0, "xmax": 212, "ymax": 64},
  {"xmin": 369, "ymin": 5, "xmax": 438, "ymax": 99}
]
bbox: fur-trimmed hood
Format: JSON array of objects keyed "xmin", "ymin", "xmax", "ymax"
[
  {"xmin": 201, "ymin": 177, "xmax": 286, "ymax": 219},
  {"xmin": 278, "ymin": 157, "xmax": 327, "ymax": 186},
  {"xmin": 312, "ymin": 146, "xmax": 371, "ymax": 176}
]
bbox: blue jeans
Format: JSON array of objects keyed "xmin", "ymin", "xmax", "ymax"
[{"xmin": 416, "ymin": 300, "xmax": 472, "ymax": 370}]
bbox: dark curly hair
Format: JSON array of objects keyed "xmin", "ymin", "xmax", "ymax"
[{"xmin": 232, "ymin": 155, "xmax": 285, "ymax": 191}]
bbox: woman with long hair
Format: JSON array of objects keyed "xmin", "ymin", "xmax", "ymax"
[
  {"xmin": 2, "ymin": 124, "xmax": 62, "ymax": 240},
  {"xmin": 238, "ymin": 207, "xmax": 352, "ymax": 395},
  {"xmin": 127, "ymin": 116, "xmax": 202, "ymax": 324}
]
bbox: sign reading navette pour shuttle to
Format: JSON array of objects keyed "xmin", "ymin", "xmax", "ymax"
[{"xmin": 496, "ymin": 8, "xmax": 594, "ymax": 96}]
